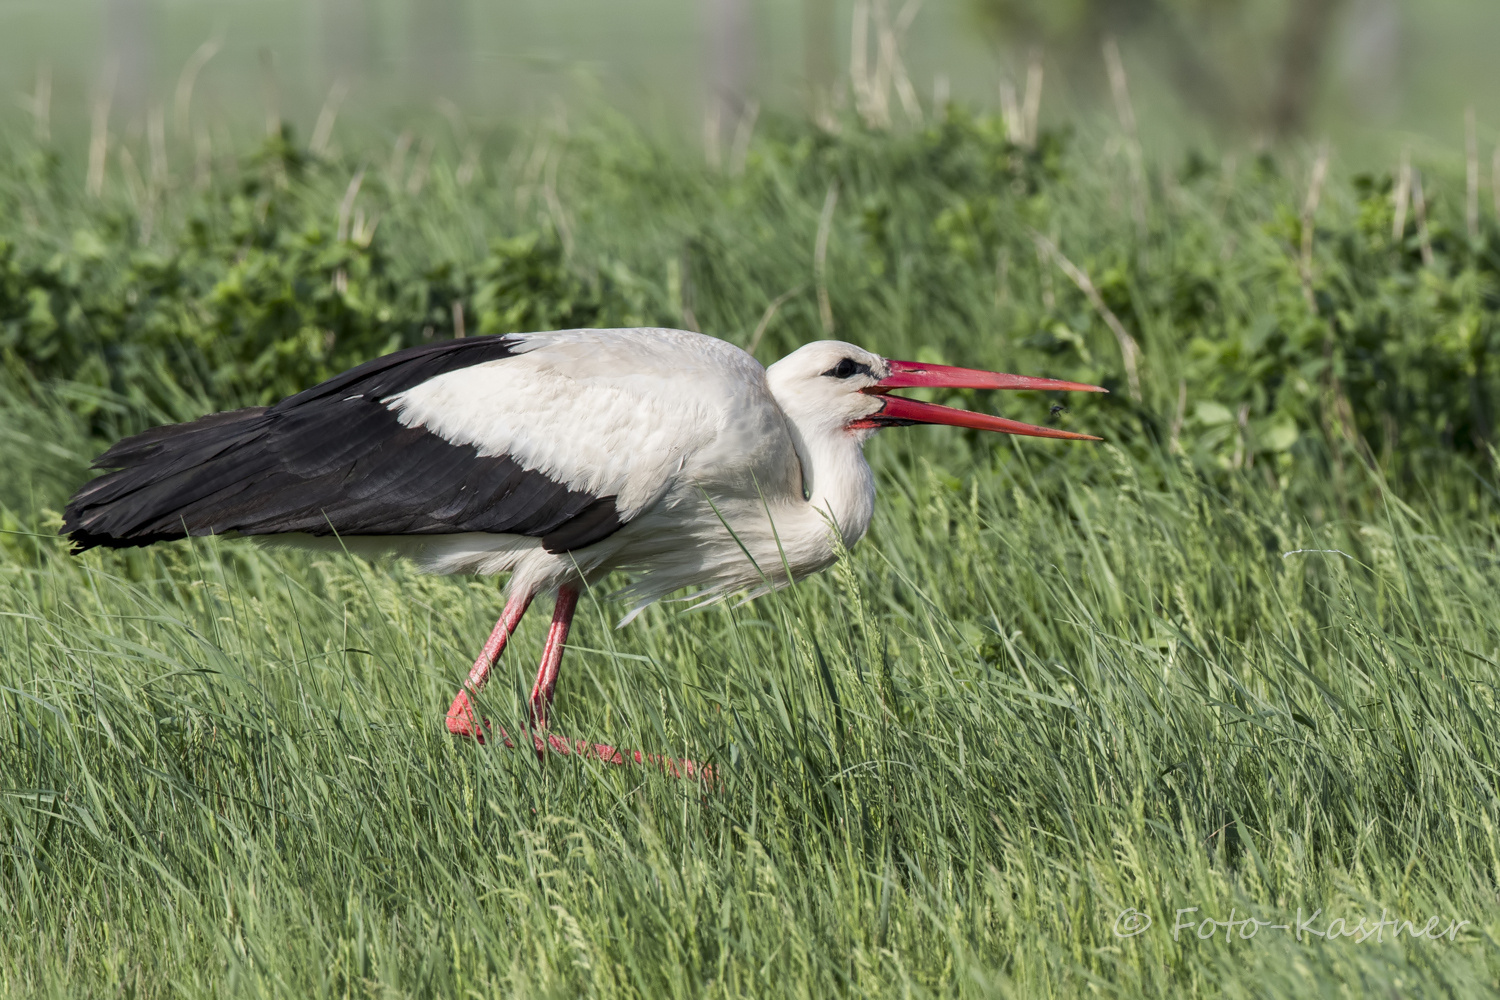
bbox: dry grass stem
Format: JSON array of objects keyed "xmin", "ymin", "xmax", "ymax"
[
  {"xmin": 456, "ymin": 142, "xmax": 480, "ymax": 187},
  {"xmin": 1413, "ymin": 169, "xmax": 1435, "ymax": 267},
  {"xmin": 543, "ymin": 145, "xmax": 574, "ymax": 256},
  {"xmin": 1492, "ymin": 146, "xmax": 1500, "ymax": 224},
  {"xmin": 1393, "ymin": 147, "xmax": 1411, "ymax": 242},
  {"xmin": 1234, "ymin": 403, "xmax": 1251, "ymax": 470},
  {"xmin": 87, "ymin": 60, "xmax": 119, "ymax": 198},
  {"xmin": 679, "ymin": 249, "xmax": 700, "ymax": 332},
  {"xmin": 350, "ymin": 207, "xmax": 378, "ymax": 247},
  {"xmin": 310, "ymin": 80, "xmax": 350, "ymax": 157},
  {"xmin": 336, "ymin": 168, "xmax": 365, "ymax": 244},
  {"xmin": 406, "ymin": 138, "xmax": 435, "ymax": 197},
  {"xmin": 729, "ymin": 101, "xmax": 760, "ymax": 177},
  {"xmin": 28, "ymin": 62, "xmax": 51, "ymax": 144},
  {"xmin": 148, "ymin": 106, "xmax": 168, "ymax": 190},
  {"xmin": 118, "ymin": 146, "xmax": 152, "ymax": 243},
  {"xmin": 1466, "ymin": 107, "xmax": 1480, "ymax": 242},
  {"xmin": 886, "ymin": 0, "xmax": 925, "ymax": 124},
  {"xmin": 258, "ymin": 48, "xmax": 280, "ymax": 139},
  {"xmin": 194, "ymin": 130, "xmax": 213, "ymax": 190},
  {"xmin": 1021, "ymin": 50, "xmax": 1044, "ymax": 148},
  {"xmin": 1032, "ymin": 230, "xmax": 1142, "ymax": 399},
  {"xmin": 746, "ymin": 286, "xmax": 806, "ymax": 357},
  {"xmin": 1170, "ymin": 379, "xmax": 1187, "ymax": 454},
  {"xmin": 1035, "ymin": 238, "xmax": 1055, "ymax": 311},
  {"xmin": 865, "ymin": 0, "xmax": 893, "ymax": 127},
  {"xmin": 1102, "ymin": 38, "xmax": 1137, "ymax": 135},
  {"xmin": 1300, "ymin": 143, "xmax": 1329, "ymax": 313},
  {"xmin": 174, "ymin": 36, "xmax": 222, "ymax": 138},
  {"xmin": 850, "ymin": 0, "xmax": 873, "ymax": 125},
  {"xmin": 815, "ymin": 182, "xmax": 839, "ymax": 334},
  {"xmin": 1000, "ymin": 81, "xmax": 1021, "ymax": 145},
  {"xmin": 389, "ymin": 132, "xmax": 414, "ymax": 188},
  {"xmin": 702, "ymin": 104, "xmax": 722, "ymax": 171}
]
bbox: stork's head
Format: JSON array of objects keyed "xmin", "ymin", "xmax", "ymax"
[{"xmin": 765, "ymin": 340, "xmax": 1105, "ymax": 442}]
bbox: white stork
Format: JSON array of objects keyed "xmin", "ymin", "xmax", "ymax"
[{"xmin": 62, "ymin": 328, "xmax": 1102, "ymax": 771}]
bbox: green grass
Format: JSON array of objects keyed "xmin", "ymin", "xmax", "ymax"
[
  {"xmin": 4, "ymin": 406, "xmax": 1499, "ymax": 997},
  {"xmin": 2, "ymin": 109, "xmax": 1500, "ymax": 997}
]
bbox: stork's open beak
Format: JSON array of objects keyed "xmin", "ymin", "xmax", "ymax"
[{"xmin": 855, "ymin": 360, "xmax": 1106, "ymax": 440}]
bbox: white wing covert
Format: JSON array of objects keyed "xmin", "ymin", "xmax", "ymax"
[{"xmin": 385, "ymin": 328, "xmax": 774, "ymax": 520}]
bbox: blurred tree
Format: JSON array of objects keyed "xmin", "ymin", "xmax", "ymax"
[
  {"xmin": 973, "ymin": 0, "xmax": 1348, "ymax": 137},
  {"xmin": 409, "ymin": 0, "xmax": 470, "ymax": 100},
  {"xmin": 1268, "ymin": 0, "xmax": 1344, "ymax": 135},
  {"xmin": 106, "ymin": 0, "xmax": 153, "ymax": 116},
  {"xmin": 804, "ymin": 0, "xmax": 837, "ymax": 118},
  {"xmin": 704, "ymin": 0, "xmax": 755, "ymax": 160},
  {"xmin": 321, "ymin": 0, "xmax": 378, "ymax": 85},
  {"xmin": 1335, "ymin": 0, "xmax": 1400, "ymax": 122}
]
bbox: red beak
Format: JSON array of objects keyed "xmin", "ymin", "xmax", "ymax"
[{"xmin": 853, "ymin": 359, "xmax": 1106, "ymax": 441}]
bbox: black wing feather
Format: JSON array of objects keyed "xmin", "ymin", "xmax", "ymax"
[{"xmin": 62, "ymin": 335, "xmax": 627, "ymax": 555}]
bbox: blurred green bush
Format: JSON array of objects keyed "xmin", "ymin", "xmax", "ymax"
[{"xmin": 0, "ymin": 109, "xmax": 1494, "ymax": 486}]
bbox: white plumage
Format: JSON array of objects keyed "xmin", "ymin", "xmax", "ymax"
[{"xmin": 330, "ymin": 329, "xmax": 876, "ymax": 619}]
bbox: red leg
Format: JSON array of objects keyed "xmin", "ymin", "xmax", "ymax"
[
  {"xmin": 528, "ymin": 585, "xmax": 579, "ymax": 731},
  {"xmin": 446, "ymin": 591, "xmax": 532, "ymax": 742},
  {"xmin": 452, "ymin": 586, "xmax": 715, "ymax": 785}
]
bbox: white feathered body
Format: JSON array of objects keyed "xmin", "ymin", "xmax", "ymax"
[{"xmin": 321, "ymin": 328, "xmax": 879, "ymax": 618}]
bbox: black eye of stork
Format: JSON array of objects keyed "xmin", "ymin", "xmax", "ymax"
[{"xmin": 822, "ymin": 358, "xmax": 872, "ymax": 379}]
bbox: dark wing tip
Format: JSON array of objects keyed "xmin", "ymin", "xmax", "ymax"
[
  {"xmin": 53, "ymin": 335, "xmax": 633, "ymax": 555},
  {"xmin": 59, "ymin": 503, "xmax": 184, "ymax": 552}
]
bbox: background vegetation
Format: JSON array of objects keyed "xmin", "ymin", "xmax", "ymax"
[
  {"xmin": 7, "ymin": 0, "xmax": 1500, "ymax": 160},
  {"xmin": 1, "ymin": 43, "xmax": 1499, "ymax": 1000}
]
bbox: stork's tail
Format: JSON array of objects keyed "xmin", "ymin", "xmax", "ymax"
[{"xmin": 61, "ymin": 407, "xmax": 271, "ymax": 551}]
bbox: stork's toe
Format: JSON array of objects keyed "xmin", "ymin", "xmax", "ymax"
[{"xmin": 445, "ymin": 690, "xmax": 489, "ymax": 742}]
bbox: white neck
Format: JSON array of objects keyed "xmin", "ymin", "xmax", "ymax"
[{"xmin": 784, "ymin": 417, "xmax": 876, "ymax": 552}]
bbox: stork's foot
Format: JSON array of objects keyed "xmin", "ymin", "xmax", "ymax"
[
  {"xmin": 445, "ymin": 690, "xmax": 491, "ymax": 743},
  {"xmin": 455, "ymin": 723, "xmax": 714, "ymax": 785},
  {"xmin": 448, "ymin": 697, "xmax": 712, "ymax": 783},
  {"xmin": 537, "ymin": 735, "xmax": 717, "ymax": 786}
]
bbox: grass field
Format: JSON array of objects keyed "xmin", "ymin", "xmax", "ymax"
[{"xmin": 2, "ymin": 103, "xmax": 1500, "ymax": 997}]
